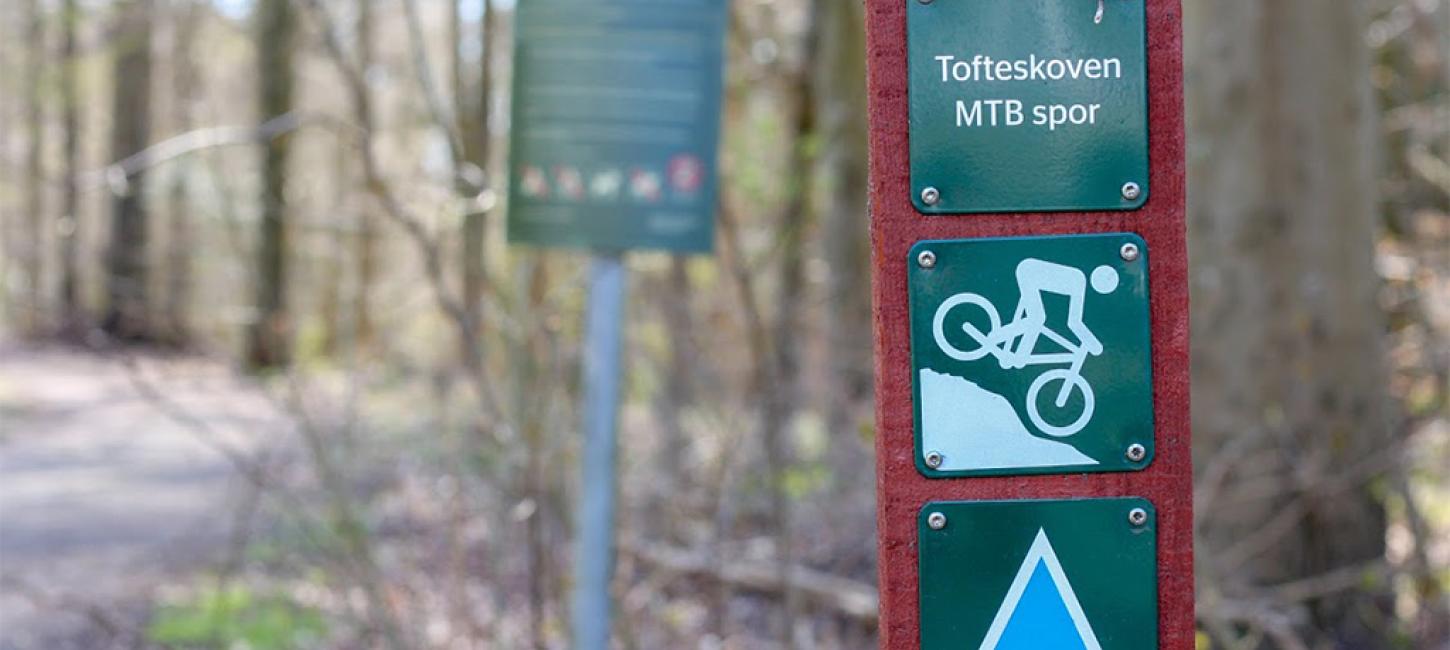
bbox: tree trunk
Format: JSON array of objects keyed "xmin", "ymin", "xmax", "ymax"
[
  {"xmin": 247, "ymin": 0, "xmax": 295, "ymax": 369},
  {"xmin": 1186, "ymin": 1, "xmax": 1394, "ymax": 646},
  {"xmin": 758, "ymin": 2, "xmax": 823, "ymax": 644},
  {"xmin": 58, "ymin": 0, "xmax": 82, "ymax": 329},
  {"xmin": 23, "ymin": 0, "xmax": 46, "ymax": 333},
  {"xmin": 164, "ymin": 0, "xmax": 200, "ymax": 344},
  {"xmin": 815, "ymin": 0, "xmax": 870, "ymax": 455},
  {"xmin": 459, "ymin": 0, "xmax": 495, "ymax": 366},
  {"xmin": 650, "ymin": 256, "xmax": 694, "ymax": 540},
  {"xmin": 353, "ymin": 0, "xmax": 377, "ymax": 353},
  {"xmin": 103, "ymin": 0, "xmax": 154, "ymax": 341}
]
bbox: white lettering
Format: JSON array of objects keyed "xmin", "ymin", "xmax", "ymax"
[
  {"xmin": 936, "ymin": 55, "xmax": 955, "ymax": 81},
  {"xmin": 933, "ymin": 54, "xmax": 1126, "ymax": 83}
]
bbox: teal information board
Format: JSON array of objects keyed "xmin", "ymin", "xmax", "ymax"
[
  {"xmin": 909, "ymin": 234, "xmax": 1154, "ymax": 477},
  {"xmin": 907, "ymin": 0, "xmax": 1149, "ymax": 214},
  {"xmin": 507, "ymin": 0, "xmax": 726, "ymax": 252},
  {"xmin": 919, "ymin": 499, "xmax": 1158, "ymax": 650}
]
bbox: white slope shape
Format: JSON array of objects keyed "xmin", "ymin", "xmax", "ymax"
[
  {"xmin": 919, "ymin": 369, "xmax": 1097, "ymax": 470},
  {"xmin": 980, "ymin": 529, "xmax": 1104, "ymax": 650}
]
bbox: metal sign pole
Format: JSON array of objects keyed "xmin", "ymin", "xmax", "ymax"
[{"xmin": 571, "ymin": 251, "xmax": 627, "ymax": 650}]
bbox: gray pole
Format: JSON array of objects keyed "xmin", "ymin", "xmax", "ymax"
[{"xmin": 572, "ymin": 251, "xmax": 627, "ymax": 650}]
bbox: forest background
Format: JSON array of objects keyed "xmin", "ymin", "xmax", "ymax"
[{"xmin": 0, "ymin": 0, "xmax": 1446, "ymax": 648}]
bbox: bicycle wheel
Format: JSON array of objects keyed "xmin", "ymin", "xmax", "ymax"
[
  {"xmin": 1026, "ymin": 369, "xmax": 1095, "ymax": 437},
  {"xmin": 932, "ymin": 293, "xmax": 1000, "ymax": 362}
]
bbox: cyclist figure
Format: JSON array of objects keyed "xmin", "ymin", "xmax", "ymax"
[{"xmin": 1000, "ymin": 259, "xmax": 1115, "ymax": 369}]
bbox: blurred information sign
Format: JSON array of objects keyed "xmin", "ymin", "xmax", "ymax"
[
  {"xmin": 907, "ymin": 0, "xmax": 1149, "ymax": 214},
  {"xmin": 507, "ymin": 0, "xmax": 726, "ymax": 253}
]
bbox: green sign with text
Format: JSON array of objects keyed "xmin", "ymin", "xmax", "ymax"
[
  {"xmin": 919, "ymin": 499, "xmax": 1158, "ymax": 650},
  {"xmin": 908, "ymin": 0, "xmax": 1149, "ymax": 213},
  {"xmin": 909, "ymin": 234, "xmax": 1154, "ymax": 477},
  {"xmin": 507, "ymin": 0, "xmax": 725, "ymax": 252}
]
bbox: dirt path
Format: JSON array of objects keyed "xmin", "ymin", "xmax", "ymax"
[{"xmin": 0, "ymin": 342, "xmax": 285, "ymax": 649}]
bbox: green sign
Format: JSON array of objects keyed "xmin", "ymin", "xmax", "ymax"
[
  {"xmin": 919, "ymin": 499, "xmax": 1158, "ymax": 650},
  {"xmin": 909, "ymin": 234, "xmax": 1153, "ymax": 477},
  {"xmin": 908, "ymin": 0, "xmax": 1149, "ymax": 214},
  {"xmin": 507, "ymin": 0, "xmax": 726, "ymax": 253}
]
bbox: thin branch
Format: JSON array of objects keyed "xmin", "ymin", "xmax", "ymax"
[
  {"xmin": 297, "ymin": 0, "xmax": 512, "ymax": 444},
  {"xmin": 84, "ymin": 112, "xmax": 313, "ymax": 192},
  {"xmin": 399, "ymin": 0, "xmax": 466, "ymax": 170}
]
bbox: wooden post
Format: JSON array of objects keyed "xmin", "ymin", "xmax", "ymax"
[{"xmin": 864, "ymin": 0, "xmax": 1193, "ymax": 647}]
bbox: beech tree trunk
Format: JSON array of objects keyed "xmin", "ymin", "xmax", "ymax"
[
  {"xmin": 816, "ymin": 0, "xmax": 871, "ymax": 450},
  {"xmin": 247, "ymin": 0, "xmax": 295, "ymax": 368},
  {"xmin": 103, "ymin": 0, "xmax": 154, "ymax": 340},
  {"xmin": 23, "ymin": 0, "xmax": 46, "ymax": 332},
  {"xmin": 1186, "ymin": 1, "xmax": 1394, "ymax": 646},
  {"xmin": 59, "ymin": 0, "xmax": 81, "ymax": 327},
  {"xmin": 459, "ymin": 0, "xmax": 495, "ymax": 365},
  {"xmin": 353, "ymin": 0, "xmax": 378, "ymax": 353},
  {"xmin": 164, "ymin": 0, "xmax": 200, "ymax": 344}
]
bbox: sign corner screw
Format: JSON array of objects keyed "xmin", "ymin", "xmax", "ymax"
[
  {"xmin": 927, "ymin": 511, "xmax": 947, "ymax": 530},
  {"xmin": 1119, "ymin": 242, "xmax": 1141, "ymax": 262},
  {"xmin": 924, "ymin": 450, "xmax": 944, "ymax": 469},
  {"xmin": 920, "ymin": 186, "xmax": 941, "ymax": 207},
  {"xmin": 1128, "ymin": 507, "xmax": 1149, "ymax": 527},
  {"xmin": 1125, "ymin": 443, "xmax": 1147, "ymax": 462},
  {"xmin": 1121, "ymin": 182, "xmax": 1142, "ymax": 201},
  {"xmin": 917, "ymin": 250, "xmax": 937, "ymax": 269}
]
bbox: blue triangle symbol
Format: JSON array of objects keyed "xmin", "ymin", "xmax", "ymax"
[
  {"xmin": 993, "ymin": 562, "xmax": 1090, "ymax": 649},
  {"xmin": 979, "ymin": 529, "xmax": 1102, "ymax": 650}
]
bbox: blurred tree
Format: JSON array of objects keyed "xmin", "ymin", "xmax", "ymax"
[
  {"xmin": 22, "ymin": 0, "xmax": 46, "ymax": 333},
  {"xmin": 164, "ymin": 0, "xmax": 201, "ymax": 344},
  {"xmin": 353, "ymin": 0, "xmax": 378, "ymax": 353},
  {"xmin": 455, "ymin": 0, "xmax": 494, "ymax": 353},
  {"xmin": 815, "ymin": 0, "xmax": 870, "ymax": 451},
  {"xmin": 760, "ymin": 0, "xmax": 824, "ymax": 643},
  {"xmin": 58, "ymin": 0, "xmax": 81, "ymax": 329},
  {"xmin": 247, "ymin": 0, "xmax": 295, "ymax": 368},
  {"xmin": 1187, "ymin": 1, "xmax": 1396, "ymax": 646},
  {"xmin": 103, "ymin": 0, "xmax": 154, "ymax": 340}
]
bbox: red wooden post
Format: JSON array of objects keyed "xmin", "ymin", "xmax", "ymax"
[{"xmin": 865, "ymin": 0, "xmax": 1193, "ymax": 647}]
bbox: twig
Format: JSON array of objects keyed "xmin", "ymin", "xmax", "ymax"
[{"xmin": 620, "ymin": 539, "xmax": 879, "ymax": 624}]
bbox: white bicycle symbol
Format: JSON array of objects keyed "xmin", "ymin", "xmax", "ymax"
[{"xmin": 931, "ymin": 260, "xmax": 1118, "ymax": 438}]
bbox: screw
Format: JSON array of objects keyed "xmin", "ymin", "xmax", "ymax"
[
  {"xmin": 921, "ymin": 186, "xmax": 941, "ymax": 206},
  {"xmin": 1121, "ymin": 182, "xmax": 1142, "ymax": 201},
  {"xmin": 1128, "ymin": 507, "xmax": 1149, "ymax": 527},
  {"xmin": 918, "ymin": 0, "xmax": 933, "ymax": 5},
  {"xmin": 924, "ymin": 451, "xmax": 944, "ymax": 469},
  {"xmin": 1119, "ymin": 242, "xmax": 1141, "ymax": 262},
  {"xmin": 917, "ymin": 250, "xmax": 937, "ymax": 269},
  {"xmin": 1126, "ymin": 443, "xmax": 1147, "ymax": 462},
  {"xmin": 927, "ymin": 512, "xmax": 947, "ymax": 530}
]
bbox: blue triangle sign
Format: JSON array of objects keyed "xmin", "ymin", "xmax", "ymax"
[{"xmin": 979, "ymin": 529, "xmax": 1102, "ymax": 650}]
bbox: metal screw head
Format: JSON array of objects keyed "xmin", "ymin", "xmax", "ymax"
[
  {"xmin": 1119, "ymin": 242, "xmax": 1141, "ymax": 262},
  {"xmin": 1121, "ymin": 182, "xmax": 1142, "ymax": 201},
  {"xmin": 927, "ymin": 512, "xmax": 948, "ymax": 530},
  {"xmin": 1128, "ymin": 507, "xmax": 1149, "ymax": 527},
  {"xmin": 924, "ymin": 451, "xmax": 944, "ymax": 469},
  {"xmin": 917, "ymin": 250, "xmax": 937, "ymax": 269},
  {"xmin": 1125, "ymin": 443, "xmax": 1147, "ymax": 462},
  {"xmin": 921, "ymin": 186, "xmax": 941, "ymax": 206},
  {"xmin": 918, "ymin": 0, "xmax": 933, "ymax": 5}
]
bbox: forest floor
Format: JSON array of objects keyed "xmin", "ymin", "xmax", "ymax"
[{"xmin": 0, "ymin": 341, "xmax": 285, "ymax": 649}]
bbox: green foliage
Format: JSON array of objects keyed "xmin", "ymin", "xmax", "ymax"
[{"xmin": 147, "ymin": 583, "xmax": 327, "ymax": 649}]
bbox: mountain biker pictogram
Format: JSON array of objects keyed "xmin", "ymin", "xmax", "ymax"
[{"xmin": 932, "ymin": 258, "xmax": 1119, "ymax": 438}]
